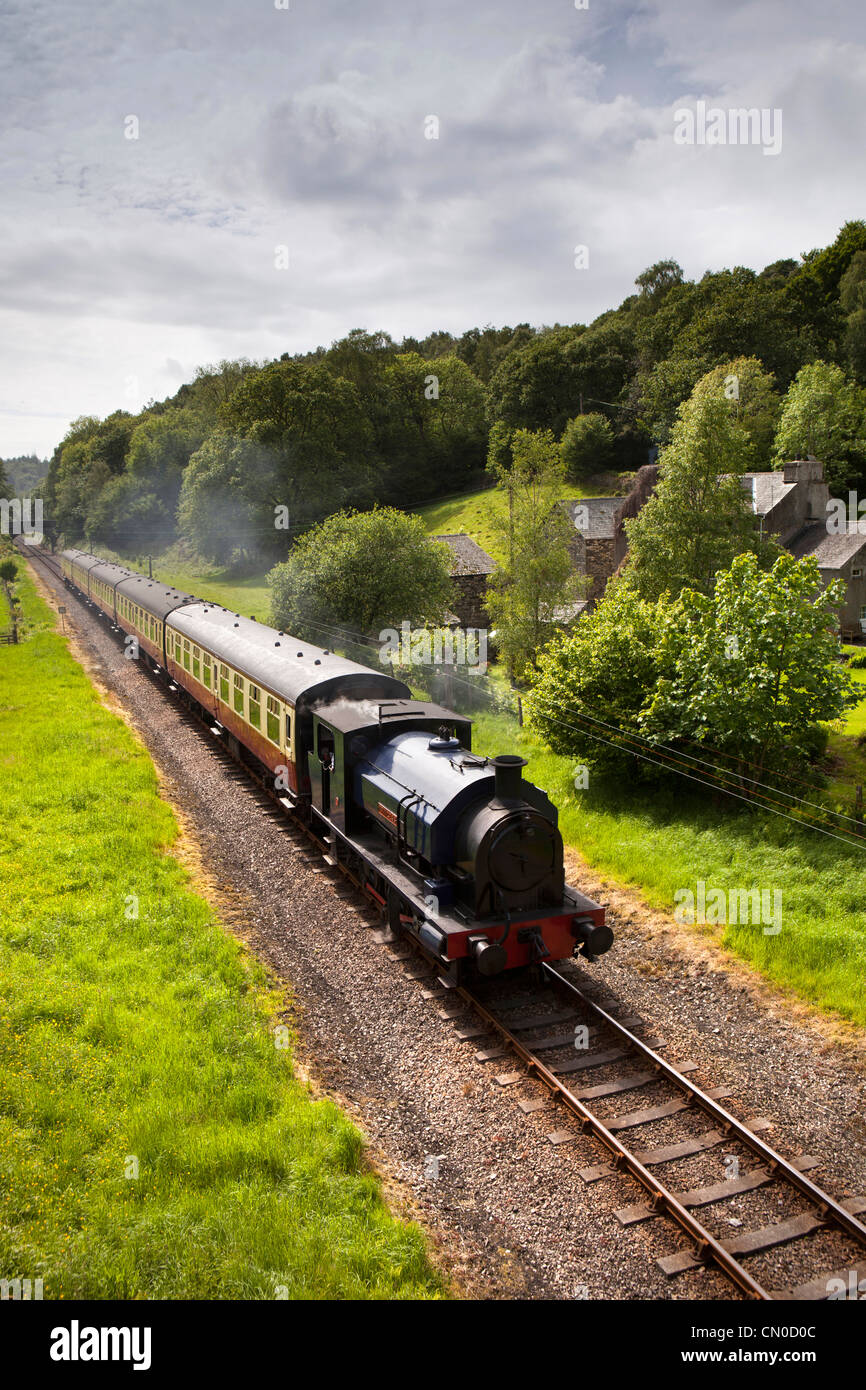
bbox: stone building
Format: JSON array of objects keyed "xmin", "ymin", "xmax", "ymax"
[
  {"xmin": 433, "ymin": 534, "xmax": 496, "ymax": 629},
  {"xmin": 788, "ymin": 523, "xmax": 866, "ymax": 638},
  {"xmin": 739, "ymin": 457, "xmax": 829, "ymax": 544},
  {"xmin": 564, "ymin": 465, "xmax": 661, "ymax": 601}
]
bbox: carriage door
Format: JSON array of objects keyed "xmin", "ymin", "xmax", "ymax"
[{"xmin": 316, "ymin": 722, "xmax": 335, "ymax": 816}]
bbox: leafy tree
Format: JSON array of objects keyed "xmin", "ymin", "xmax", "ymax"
[
  {"xmin": 177, "ymin": 432, "xmax": 281, "ymax": 565},
  {"xmin": 840, "ymin": 250, "xmax": 866, "ymax": 383},
  {"xmin": 634, "ymin": 259, "xmax": 684, "ymax": 306},
  {"xmin": 782, "ymin": 220, "xmax": 866, "ymax": 363},
  {"xmin": 1, "ymin": 454, "xmax": 46, "ymax": 494},
  {"xmin": 637, "ymin": 354, "xmax": 711, "ymax": 443},
  {"xmin": 689, "ymin": 357, "xmax": 781, "ymax": 468},
  {"xmin": 268, "ymin": 507, "xmax": 453, "ymax": 640},
  {"xmin": 560, "ymin": 413, "xmax": 615, "ymax": 481},
  {"xmin": 526, "ymin": 580, "xmax": 665, "ymax": 778},
  {"xmin": 487, "ymin": 328, "xmax": 586, "ymax": 436},
  {"xmin": 773, "ymin": 360, "xmax": 866, "ymax": 493},
  {"xmin": 642, "ymin": 552, "xmax": 858, "ymax": 779},
  {"xmin": 625, "ymin": 394, "xmax": 767, "ymax": 600},
  {"xmin": 220, "ymin": 358, "xmax": 374, "ymax": 531},
  {"xmin": 86, "ymin": 474, "xmax": 174, "ymax": 553},
  {"xmin": 0, "ymin": 557, "xmax": 17, "ymax": 583},
  {"xmin": 0, "ymin": 461, "xmax": 12, "ymax": 501},
  {"xmin": 184, "ymin": 359, "xmax": 258, "ymax": 421},
  {"xmin": 378, "ymin": 352, "xmax": 487, "ymax": 501},
  {"xmin": 485, "ymin": 429, "xmax": 583, "ymax": 679}
]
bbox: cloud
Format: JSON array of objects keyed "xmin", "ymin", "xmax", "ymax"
[{"xmin": 0, "ymin": 0, "xmax": 864, "ymax": 456}]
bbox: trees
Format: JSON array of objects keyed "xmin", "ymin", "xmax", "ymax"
[
  {"xmin": 840, "ymin": 250, "xmax": 866, "ymax": 384},
  {"xmin": 560, "ymin": 413, "xmax": 614, "ymax": 481},
  {"xmin": 485, "ymin": 429, "xmax": 582, "ymax": 679},
  {"xmin": 772, "ymin": 361, "xmax": 866, "ymax": 494},
  {"xmin": 625, "ymin": 393, "xmax": 766, "ymax": 600},
  {"xmin": 218, "ymin": 357, "xmax": 376, "ymax": 534},
  {"xmin": 177, "ymin": 433, "xmax": 280, "ymax": 566},
  {"xmin": 487, "ymin": 328, "xmax": 587, "ymax": 437},
  {"xmin": 378, "ymin": 352, "xmax": 487, "ymax": 502},
  {"xmin": 527, "ymin": 553, "xmax": 856, "ymax": 787},
  {"xmin": 268, "ymin": 508, "xmax": 453, "ymax": 641},
  {"xmin": 642, "ymin": 552, "xmax": 857, "ymax": 779},
  {"xmin": 688, "ymin": 357, "xmax": 780, "ymax": 469},
  {"xmin": 526, "ymin": 580, "xmax": 665, "ymax": 779}
]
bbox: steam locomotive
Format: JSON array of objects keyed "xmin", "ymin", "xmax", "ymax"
[{"xmin": 60, "ymin": 548, "xmax": 612, "ymax": 979}]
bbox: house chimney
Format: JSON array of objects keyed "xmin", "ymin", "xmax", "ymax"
[{"xmin": 783, "ymin": 457, "xmax": 825, "ymax": 485}]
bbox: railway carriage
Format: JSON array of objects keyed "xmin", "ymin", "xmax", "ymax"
[{"xmin": 61, "ymin": 548, "xmax": 611, "ymax": 979}]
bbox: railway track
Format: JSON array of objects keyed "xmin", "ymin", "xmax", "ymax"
[
  {"xmin": 22, "ymin": 540, "xmax": 866, "ymax": 1302},
  {"xmin": 446, "ymin": 966, "xmax": 866, "ymax": 1300}
]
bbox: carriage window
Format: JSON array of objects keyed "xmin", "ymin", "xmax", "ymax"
[
  {"xmin": 233, "ymin": 672, "xmax": 245, "ymax": 714},
  {"xmin": 248, "ymin": 684, "xmax": 261, "ymax": 729},
  {"xmin": 220, "ymin": 665, "xmax": 229, "ymax": 702},
  {"xmin": 203, "ymin": 654, "xmax": 212, "ymax": 689},
  {"xmin": 183, "ymin": 638, "xmax": 190, "ymax": 671},
  {"xmin": 193, "ymin": 646, "xmax": 201, "ymax": 681},
  {"xmin": 317, "ymin": 724, "xmax": 335, "ymax": 768},
  {"xmin": 266, "ymin": 696, "xmax": 280, "ymax": 745}
]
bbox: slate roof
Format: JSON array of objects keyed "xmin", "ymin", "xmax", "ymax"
[
  {"xmin": 434, "ymin": 534, "xmax": 497, "ymax": 575},
  {"xmin": 740, "ymin": 472, "xmax": 797, "ymax": 516},
  {"xmin": 787, "ymin": 522, "xmax": 866, "ymax": 570}
]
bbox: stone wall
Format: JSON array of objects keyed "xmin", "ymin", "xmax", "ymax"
[
  {"xmin": 583, "ymin": 538, "xmax": 619, "ymax": 599},
  {"xmin": 450, "ymin": 573, "xmax": 490, "ymax": 630}
]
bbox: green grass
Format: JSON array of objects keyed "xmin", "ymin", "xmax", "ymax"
[
  {"xmin": 100, "ymin": 546, "xmax": 274, "ymax": 626},
  {"xmin": 842, "ymin": 671, "xmax": 866, "ymax": 736},
  {"xmin": 415, "ymin": 477, "xmax": 618, "ymax": 565},
  {"xmin": 468, "ymin": 709, "xmax": 866, "ymax": 1028},
  {"xmin": 0, "ymin": 568, "xmax": 444, "ymax": 1299}
]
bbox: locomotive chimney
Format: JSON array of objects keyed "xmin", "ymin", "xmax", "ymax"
[{"xmin": 492, "ymin": 754, "xmax": 527, "ymax": 802}]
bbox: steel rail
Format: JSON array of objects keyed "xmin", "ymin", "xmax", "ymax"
[
  {"xmin": 542, "ymin": 963, "xmax": 866, "ymax": 1250},
  {"xmin": 455, "ymin": 978, "xmax": 772, "ymax": 1299}
]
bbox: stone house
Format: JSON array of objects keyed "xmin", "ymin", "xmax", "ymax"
[
  {"xmin": 739, "ymin": 457, "xmax": 866, "ymax": 636},
  {"xmin": 788, "ymin": 522, "xmax": 866, "ymax": 638},
  {"xmin": 433, "ymin": 534, "xmax": 496, "ymax": 629},
  {"xmin": 739, "ymin": 457, "xmax": 830, "ymax": 543},
  {"xmin": 564, "ymin": 465, "xmax": 660, "ymax": 600}
]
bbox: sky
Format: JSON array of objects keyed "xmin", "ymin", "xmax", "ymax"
[{"xmin": 1, "ymin": 0, "xmax": 865, "ymax": 459}]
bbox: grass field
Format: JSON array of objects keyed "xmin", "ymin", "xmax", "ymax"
[
  {"xmin": 0, "ymin": 566, "xmax": 443, "ymax": 1299},
  {"xmin": 468, "ymin": 708, "xmax": 866, "ymax": 1028},
  {"xmin": 841, "ymin": 649, "xmax": 866, "ymax": 736}
]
